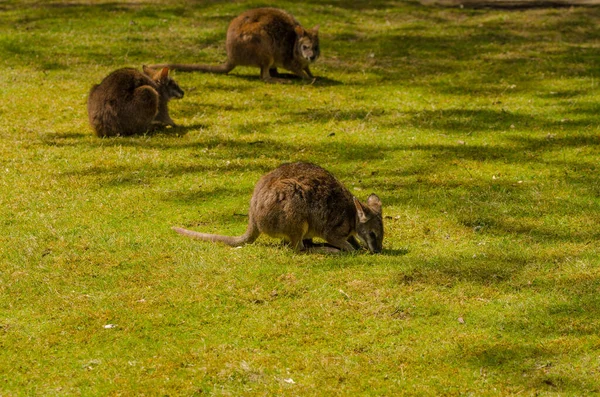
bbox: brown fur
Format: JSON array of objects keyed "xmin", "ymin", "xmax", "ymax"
[
  {"xmin": 173, "ymin": 162, "xmax": 384, "ymax": 253},
  {"xmin": 150, "ymin": 8, "xmax": 320, "ymax": 83},
  {"xmin": 87, "ymin": 66, "xmax": 184, "ymax": 137}
]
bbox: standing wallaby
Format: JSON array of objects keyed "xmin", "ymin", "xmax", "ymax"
[
  {"xmin": 173, "ymin": 162, "xmax": 384, "ymax": 253},
  {"xmin": 150, "ymin": 8, "xmax": 320, "ymax": 83},
  {"xmin": 87, "ymin": 66, "xmax": 184, "ymax": 137}
]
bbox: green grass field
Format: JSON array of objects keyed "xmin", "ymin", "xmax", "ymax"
[{"xmin": 1, "ymin": 0, "xmax": 599, "ymax": 395}]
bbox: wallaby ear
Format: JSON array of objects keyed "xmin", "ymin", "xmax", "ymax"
[
  {"xmin": 294, "ymin": 25, "xmax": 305, "ymax": 37},
  {"xmin": 160, "ymin": 67, "xmax": 169, "ymax": 80},
  {"xmin": 353, "ymin": 197, "xmax": 369, "ymax": 223},
  {"xmin": 367, "ymin": 194, "xmax": 382, "ymax": 215},
  {"xmin": 312, "ymin": 25, "xmax": 320, "ymax": 34}
]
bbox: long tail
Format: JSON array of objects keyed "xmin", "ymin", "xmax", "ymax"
[
  {"xmin": 172, "ymin": 222, "xmax": 259, "ymax": 247},
  {"xmin": 148, "ymin": 62, "xmax": 235, "ymax": 74}
]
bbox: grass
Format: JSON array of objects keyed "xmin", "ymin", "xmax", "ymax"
[{"xmin": 1, "ymin": 0, "xmax": 600, "ymax": 395}]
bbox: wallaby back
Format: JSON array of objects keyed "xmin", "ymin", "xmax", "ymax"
[
  {"xmin": 87, "ymin": 66, "xmax": 183, "ymax": 137},
  {"xmin": 150, "ymin": 8, "xmax": 320, "ymax": 83},
  {"xmin": 173, "ymin": 162, "xmax": 384, "ymax": 253}
]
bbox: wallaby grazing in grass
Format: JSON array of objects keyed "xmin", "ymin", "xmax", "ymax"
[
  {"xmin": 150, "ymin": 8, "xmax": 320, "ymax": 83},
  {"xmin": 87, "ymin": 66, "xmax": 184, "ymax": 137},
  {"xmin": 173, "ymin": 162, "xmax": 384, "ymax": 253}
]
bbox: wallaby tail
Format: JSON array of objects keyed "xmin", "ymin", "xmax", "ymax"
[
  {"xmin": 172, "ymin": 222, "xmax": 259, "ymax": 247},
  {"xmin": 149, "ymin": 62, "xmax": 235, "ymax": 74}
]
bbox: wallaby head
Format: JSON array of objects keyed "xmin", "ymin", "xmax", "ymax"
[
  {"xmin": 143, "ymin": 65, "xmax": 184, "ymax": 100},
  {"xmin": 294, "ymin": 25, "xmax": 320, "ymax": 64},
  {"xmin": 353, "ymin": 194, "xmax": 384, "ymax": 254}
]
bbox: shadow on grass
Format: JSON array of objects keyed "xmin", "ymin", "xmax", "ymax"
[
  {"xmin": 447, "ymin": 272, "xmax": 600, "ymax": 392},
  {"xmin": 382, "ymin": 248, "xmax": 410, "ymax": 256},
  {"xmin": 39, "ymin": 132, "xmax": 89, "ymax": 143},
  {"xmin": 150, "ymin": 123, "xmax": 208, "ymax": 136},
  {"xmin": 49, "ymin": 119, "xmax": 599, "ymax": 173},
  {"xmin": 399, "ymin": 252, "xmax": 529, "ymax": 286},
  {"xmin": 281, "ymin": 106, "xmax": 600, "ymax": 135},
  {"xmin": 191, "ymin": 72, "xmax": 343, "ymax": 86},
  {"xmin": 38, "ymin": 124, "xmax": 207, "ymax": 144},
  {"xmin": 62, "ymin": 161, "xmax": 268, "ymax": 188},
  {"xmin": 455, "ymin": 340, "xmax": 599, "ymax": 392}
]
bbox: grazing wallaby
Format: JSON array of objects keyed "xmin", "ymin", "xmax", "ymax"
[
  {"xmin": 87, "ymin": 66, "xmax": 184, "ymax": 137},
  {"xmin": 150, "ymin": 8, "xmax": 320, "ymax": 83},
  {"xmin": 173, "ymin": 162, "xmax": 384, "ymax": 253}
]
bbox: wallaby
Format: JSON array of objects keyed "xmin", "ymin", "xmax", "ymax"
[
  {"xmin": 87, "ymin": 66, "xmax": 184, "ymax": 137},
  {"xmin": 173, "ymin": 162, "xmax": 384, "ymax": 253},
  {"xmin": 150, "ymin": 8, "xmax": 320, "ymax": 83}
]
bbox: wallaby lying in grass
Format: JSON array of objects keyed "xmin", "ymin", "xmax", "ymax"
[
  {"xmin": 173, "ymin": 162, "xmax": 384, "ymax": 253},
  {"xmin": 87, "ymin": 66, "xmax": 184, "ymax": 137},
  {"xmin": 150, "ymin": 8, "xmax": 320, "ymax": 83}
]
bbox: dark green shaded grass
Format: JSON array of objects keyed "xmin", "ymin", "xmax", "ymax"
[{"xmin": 1, "ymin": 0, "xmax": 600, "ymax": 395}]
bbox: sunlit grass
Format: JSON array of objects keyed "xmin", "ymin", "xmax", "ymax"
[{"xmin": 1, "ymin": 0, "xmax": 599, "ymax": 395}]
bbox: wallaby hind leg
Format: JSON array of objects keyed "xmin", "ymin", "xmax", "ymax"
[
  {"xmin": 131, "ymin": 86, "xmax": 159, "ymax": 116},
  {"xmin": 306, "ymin": 237, "xmax": 361, "ymax": 254},
  {"xmin": 324, "ymin": 238, "xmax": 356, "ymax": 252},
  {"xmin": 261, "ymin": 64, "xmax": 290, "ymax": 84},
  {"xmin": 289, "ymin": 65, "xmax": 311, "ymax": 80},
  {"xmin": 304, "ymin": 66, "xmax": 314, "ymax": 78},
  {"xmin": 301, "ymin": 240, "xmax": 344, "ymax": 254},
  {"xmin": 91, "ymin": 105, "xmax": 120, "ymax": 137},
  {"xmin": 306, "ymin": 245, "xmax": 343, "ymax": 254},
  {"xmin": 123, "ymin": 85, "xmax": 159, "ymax": 134},
  {"xmin": 287, "ymin": 236, "xmax": 305, "ymax": 252},
  {"xmin": 286, "ymin": 221, "xmax": 311, "ymax": 252}
]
